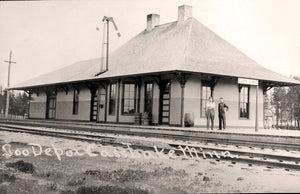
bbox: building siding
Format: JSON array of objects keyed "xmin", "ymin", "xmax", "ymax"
[
  {"xmin": 184, "ymin": 75, "xmax": 201, "ymax": 126},
  {"xmin": 179, "ymin": 77, "xmax": 264, "ymax": 128},
  {"xmin": 55, "ymin": 87, "xmax": 91, "ymax": 121},
  {"xmin": 29, "ymin": 92, "xmax": 46, "ymax": 119},
  {"xmin": 169, "ymin": 78, "xmax": 181, "ymax": 125},
  {"xmin": 152, "ymin": 81, "xmax": 160, "ymax": 125},
  {"xmin": 28, "ymin": 74, "xmax": 264, "ymax": 129}
]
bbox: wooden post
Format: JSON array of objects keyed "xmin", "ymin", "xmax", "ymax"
[
  {"xmin": 263, "ymin": 88, "xmax": 266, "ymax": 129},
  {"xmin": 181, "ymin": 83, "xmax": 185, "ymax": 127},
  {"xmin": 174, "ymin": 72, "xmax": 189, "ymax": 127},
  {"xmin": 104, "ymin": 82, "xmax": 108, "ymax": 123},
  {"xmin": 116, "ymin": 79, "xmax": 121, "ymax": 123},
  {"xmin": 255, "ymin": 84, "xmax": 259, "ymax": 132}
]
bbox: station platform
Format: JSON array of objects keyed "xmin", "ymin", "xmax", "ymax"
[{"xmin": 1, "ymin": 118, "xmax": 300, "ymax": 146}]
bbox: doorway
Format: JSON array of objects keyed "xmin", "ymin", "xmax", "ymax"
[
  {"xmin": 90, "ymin": 91, "xmax": 98, "ymax": 122},
  {"xmin": 90, "ymin": 86, "xmax": 106, "ymax": 122},
  {"xmin": 46, "ymin": 91, "xmax": 56, "ymax": 119},
  {"xmin": 159, "ymin": 80, "xmax": 171, "ymax": 124},
  {"xmin": 97, "ymin": 87, "xmax": 106, "ymax": 122}
]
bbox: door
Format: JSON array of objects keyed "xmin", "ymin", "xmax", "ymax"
[
  {"xmin": 160, "ymin": 80, "xmax": 171, "ymax": 124},
  {"xmin": 97, "ymin": 87, "xmax": 106, "ymax": 122},
  {"xmin": 90, "ymin": 87, "xmax": 106, "ymax": 122},
  {"xmin": 46, "ymin": 92, "xmax": 56, "ymax": 119},
  {"xmin": 90, "ymin": 92, "xmax": 98, "ymax": 121}
]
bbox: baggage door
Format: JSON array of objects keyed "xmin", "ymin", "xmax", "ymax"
[
  {"xmin": 46, "ymin": 92, "xmax": 56, "ymax": 119},
  {"xmin": 97, "ymin": 87, "xmax": 106, "ymax": 122},
  {"xmin": 90, "ymin": 92, "xmax": 98, "ymax": 122},
  {"xmin": 159, "ymin": 80, "xmax": 171, "ymax": 124}
]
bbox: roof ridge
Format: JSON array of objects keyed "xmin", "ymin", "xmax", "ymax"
[
  {"xmin": 183, "ymin": 18, "xmax": 194, "ymax": 54},
  {"xmin": 179, "ymin": 18, "xmax": 194, "ymax": 69}
]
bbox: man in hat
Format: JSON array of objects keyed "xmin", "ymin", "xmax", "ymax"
[{"xmin": 218, "ymin": 97, "xmax": 229, "ymax": 130}]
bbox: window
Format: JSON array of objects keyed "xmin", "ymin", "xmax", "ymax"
[
  {"xmin": 144, "ymin": 82, "xmax": 153, "ymax": 116},
  {"xmin": 239, "ymin": 85, "xmax": 249, "ymax": 119},
  {"xmin": 201, "ymin": 85, "xmax": 211, "ymax": 117},
  {"xmin": 122, "ymin": 83, "xmax": 136, "ymax": 115},
  {"xmin": 109, "ymin": 83, "xmax": 116, "ymax": 115},
  {"xmin": 72, "ymin": 88, "xmax": 79, "ymax": 115}
]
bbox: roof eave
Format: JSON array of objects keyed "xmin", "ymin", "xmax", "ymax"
[{"xmin": 9, "ymin": 70, "xmax": 300, "ymax": 91}]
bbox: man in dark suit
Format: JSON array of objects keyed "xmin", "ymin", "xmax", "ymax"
[{"xmin": 218, "ymin": 97, "xmax": 229, "ymax": 130}]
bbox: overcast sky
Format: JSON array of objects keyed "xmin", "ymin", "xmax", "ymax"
[{"xmin": 0, "ymin": 0, "xmax": 299, "ymax": 88}]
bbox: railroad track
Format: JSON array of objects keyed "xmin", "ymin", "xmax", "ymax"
[
  {"xmin": 0, "ymin": 123, "xmax": 300, "ymax": 170},
  {"xmin": 1, "ymin": 120, "xmax": 300, "ymax": 151}
]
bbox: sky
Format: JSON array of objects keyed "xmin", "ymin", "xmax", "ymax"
[{"xmin": 0, "ymin": 0, "xmax": 299, "ymax": 88}]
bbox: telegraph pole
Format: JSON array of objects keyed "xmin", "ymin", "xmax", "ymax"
[{"xmin": 4, "ymin": 50, "xmax": 16, "ymax": 118}]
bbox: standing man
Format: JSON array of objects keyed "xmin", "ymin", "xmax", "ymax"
[
  {"xmin": 218, "ymin": 97, "xmax": 229, "ymax": 130},
  {"xmin": 206, "ymin": 97, "xmax": 215, "ymax": 130}
]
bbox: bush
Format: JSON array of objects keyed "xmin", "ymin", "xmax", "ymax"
[
  {"xmin": 85, "ymin": 169, "xmax": 150, "ymax": 183},
  {"xmin": 6, "ymin": 160, "xmax": 35, "ymax": 174},
  {"xmin": 0, "ymin": 173, "xmax": 16, "ymax": 183},
  {"xmin": 76, "ymin": 185, "xmax": 148, "ymax": 194}
]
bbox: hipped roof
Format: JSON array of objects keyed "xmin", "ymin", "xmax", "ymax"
[{"xmin": 11, "ymin": 17, "xmax": 300, "ymax": 90}]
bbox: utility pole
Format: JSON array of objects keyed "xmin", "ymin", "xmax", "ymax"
[{"xmin": 4, "ymin": 50, "xmax": 16, "ymax": 118}]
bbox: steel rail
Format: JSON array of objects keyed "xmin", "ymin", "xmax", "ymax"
[
  {"xmin": 0, "ymin": 120, "xmax": 300, "ymax": 151},
  {"xmin": 0, "ymin": 124, "xmax": 299, "ymax": 170}
]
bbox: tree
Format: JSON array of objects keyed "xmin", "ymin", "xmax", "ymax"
[
  {"xmin": 272, "ymin": 76, "xmax": 300, "ymax": 129},
  {"xmin": 0, "ymin": 86, "xmax": 29, "ymax": 117},
  {"xmin": 288, "ymin": 76, "xmax": 300, "ymax": 128},
  {"xmin": 9, "ymin": 91, "xmax": 29, "ymax": 116},
  {"xmin": 272, "ymin": 87, "xmax": 287, "ymax": 128},
  {"xmin": 0, "ymin": 87, "xmax": 6, "ymax": 115}
]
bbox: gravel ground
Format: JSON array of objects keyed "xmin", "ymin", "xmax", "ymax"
[{"xmin": 0, "ymin": 130, "xmax": 299, "ymax": 193}]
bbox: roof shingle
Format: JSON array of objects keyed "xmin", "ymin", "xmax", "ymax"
[{"xmin": 11, "ymin": 17, "xmax": 300, "ymax": 90}]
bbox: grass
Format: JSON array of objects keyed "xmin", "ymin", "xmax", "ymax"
[
  {"xmin": 84, "ymin": 167, "xmax": 188, "ymax": 183},
  {"xmin": 0, "ymin": 171, "xmax": 16, "ymax": 184}
]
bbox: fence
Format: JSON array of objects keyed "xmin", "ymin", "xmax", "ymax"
[{"xmin": 0, "ymin": 113, "xmax": 28, "ymax": 120}]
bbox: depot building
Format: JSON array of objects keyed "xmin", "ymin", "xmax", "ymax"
[{"xmin": 10, "ymin": 5, "xmax": 300, "ymax": 129}]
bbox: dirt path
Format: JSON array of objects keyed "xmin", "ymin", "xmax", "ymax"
[{"xmin": 0, "ymin": 131, "xmax": 299, "ymax": 193}]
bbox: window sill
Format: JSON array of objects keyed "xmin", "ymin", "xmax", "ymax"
[
  {"xmin": 239, "ymin": 117, "xmax": 249, "ymax": 120},
  {"xmin": 121, "ymin": 114, "xmax": 135, "ymax": 116}
]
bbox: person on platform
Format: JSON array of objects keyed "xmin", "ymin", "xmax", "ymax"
[
  {"xmin": 218, "ymin": 97, "xmax": 229, "ymax": 130},
  {"xmin": 206, "ymin": 97, "xmax": 215, "ymax": 130}
]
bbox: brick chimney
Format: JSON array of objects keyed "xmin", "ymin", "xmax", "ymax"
[
  {"xmin": 178, "ymin": 5, "xmax": 192, "ymax": 22},
  {"xmin": 147, "ymin": 14, "xmax": 160, "ymax": 31}
]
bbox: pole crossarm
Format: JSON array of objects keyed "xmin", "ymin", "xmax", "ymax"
[{"xmin": 4, "ymin": 60, "xmax": 16, "ymax": 64}]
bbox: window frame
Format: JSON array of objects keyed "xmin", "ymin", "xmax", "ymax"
[
  {"xmin": 122, "ymin": 82, "xmax": 137, "ymax": 115},
  {"xmin": 108, "ymin": 83, "xmax": 117, "ymax": 116},
  {"xmin": 238, "ymin": 85, "xmax": 250, "ymax": 119},
  {"xmin": 200, "ymin": 83, "xmax": 212, "ymax": 118},
  {"xmin": 144, "ymin": 81, "xmax": 154, "ymax": 116},
  {"xmin": 72, "ymin": 88, "xmax": 79, "ymax": 115}
]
